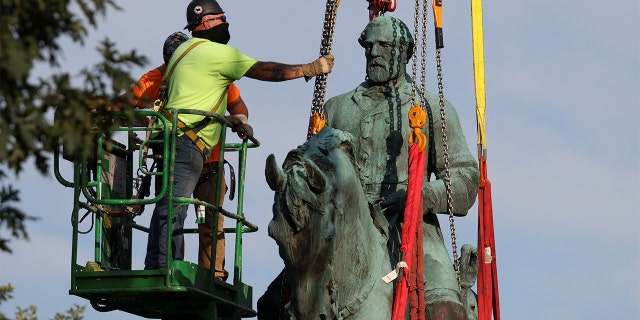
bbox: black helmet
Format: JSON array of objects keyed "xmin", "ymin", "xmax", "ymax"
[
  {"xmin": 163, "ymin": 31, "xmax": 190, "ymax": 57},
  {"xmin": 185, "ymin": 0, "xmax": 224, "ymax": 31}
]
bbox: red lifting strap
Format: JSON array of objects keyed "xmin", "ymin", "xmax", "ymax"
[
  {"xmin": 477, "ymin": 156, "xmax": 501, "ymax": 320},
  {"xmin": 392, "ymin": 143, "xmax": 426, "ymax": 320}
]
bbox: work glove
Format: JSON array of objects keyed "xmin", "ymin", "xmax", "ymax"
[
  {"xmin": 301, "ymin": 54, "xmax": 335, "ymax": 82},
  {"xmin": 233, "ymin": 123, "xmax": 253, "ymax": 140},
  {"xmin": 225, "ymin": 115, "xmax": 253, "ymax": 140},
  {"xmin": 225, "ymin": 114, "xmax": 244, "ymax": 127}
]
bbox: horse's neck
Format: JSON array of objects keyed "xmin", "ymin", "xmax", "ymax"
[
  {"xmin": 291, "ymin": 144, "xmax": 394, "ymax": 319},
  {"xmin": 330, "ymin": 196, "xmax": 390, "ymax": 302}
]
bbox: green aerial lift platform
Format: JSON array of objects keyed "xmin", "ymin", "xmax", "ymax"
[{"xmin": 55, "ymin": 109, "xmax": 260, "ymax": 320}]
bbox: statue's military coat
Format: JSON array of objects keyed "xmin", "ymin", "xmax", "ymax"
[{"xmin": 324, "ymin": 73, "xmax": 479, "ymax": 296}]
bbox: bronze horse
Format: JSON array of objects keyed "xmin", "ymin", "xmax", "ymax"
[
  {"xmin": 265, "ymin": 127, "xmax": 394, "ymax": 319},
  {"xmin": 263, "ymin": 126, "xmax": 478, "ymax": 320}
]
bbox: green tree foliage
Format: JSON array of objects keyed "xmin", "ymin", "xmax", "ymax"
[
  {"xmin": 0, "ymin": 283, "xmax": 14, "ymax": 307},
  {"xmin": 0, "ymin": 0, "xmax": 148, "ymax": 251},
  {"xmin": 0, "ymin": 172, "xmax": 38, "ymax": 253},
  {"xmin": 1, "ymin": 283, "xmax": 86, "ymax": 319}
]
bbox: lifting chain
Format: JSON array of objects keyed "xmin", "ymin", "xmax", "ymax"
[
  {"xmin": 281, "ymin": 1, "xmax": 340, "ymax": 317},
  {"xmin": 307, "ymin": 0, "xmax": 340, "ymax": 139},
  {"xmin": 432, "ymin": 0, "xmax": 462, "ymax": 290},
  {"xmin": 410, "ymin": 0, "xmax": 427, "ymax": 109},
  {"xmin": 410, "ymin": 0, "xmax": 461, "ymax": 289},
  {"xmin": 408, "ymin": 0, "xmax": 428, "ymax": 152}
]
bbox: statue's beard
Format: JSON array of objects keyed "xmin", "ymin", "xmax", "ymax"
[{"xmin": 366, "ymin": 63, "xmax": 398, "ymax": 84}]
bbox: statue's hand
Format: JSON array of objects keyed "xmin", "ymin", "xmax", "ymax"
[{"xmin": 381, "ymin": 189, "xmax": 407, "ymax": 214}]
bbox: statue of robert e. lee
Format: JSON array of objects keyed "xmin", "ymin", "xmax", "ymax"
[
  {"xmin": 258, "ymin": 16, "xmax": 479, "ymax": 320},
  {"xmin": 323, "ymin": 16, "xmax": 479, "ymax": 319}
]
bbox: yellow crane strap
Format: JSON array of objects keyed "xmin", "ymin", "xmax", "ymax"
[{"xmin": 471, "ymin": 0, "xmax": 487, "ymax": 156}]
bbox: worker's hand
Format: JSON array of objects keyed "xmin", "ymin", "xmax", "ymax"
[
  {"xmin": 225, "ymin": 114, "xmax": 244, "ymax": 127},
  {"xmin": 302, "ymin": 54, "xmax": 334, "ymax": 82},
  {"xmin": 225, "ymin": 115, "xmax": 253, "ymax": 139},
  {"xmin": 233, "ymin": 123, "xmax": 253, "ymax": 140}
]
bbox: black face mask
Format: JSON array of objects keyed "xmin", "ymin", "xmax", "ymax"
[{"xmin": 192, "ymin": 23, "xmax": 230, "ymax": 44}]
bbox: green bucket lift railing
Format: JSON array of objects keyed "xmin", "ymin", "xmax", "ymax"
[{"xmin": 54, "ymin": 108, "xmax": 260, "ymax": 320}]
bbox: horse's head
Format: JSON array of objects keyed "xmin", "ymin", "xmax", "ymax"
[
  {"xmin": 265, "ymin": 127, "xmax": 360, "ymax": 265},
  {"xmin": 265, "ymin": 127, "xmax": 378, "ymax": 318}
]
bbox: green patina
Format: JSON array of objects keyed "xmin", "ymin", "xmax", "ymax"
[{"xmin": 260, "ymin": 16, "xmax": 480, "ymax": 320}]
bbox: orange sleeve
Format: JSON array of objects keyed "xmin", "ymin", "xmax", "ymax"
[
  {"xmin": 208, "ymin": 144, "xmax": 222, "ymax": 163},
  {"xmin": 132, "ymin": 66, "xmax": 164, "ymax": 109},
  {"xmin": 227, "ymin": 83, "xmax": 240, "ymax": 104},
  {"xmin": 206, "ymin": 83, "xmax": 241, "ymax": 163}
]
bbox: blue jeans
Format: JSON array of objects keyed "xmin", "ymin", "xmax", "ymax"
[{"xmin": 144, "ymin": 134, "xmax": 204, "ymax": 269}]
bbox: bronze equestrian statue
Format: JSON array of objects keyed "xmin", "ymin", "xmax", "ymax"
[
  {"xmin": 259, "ymin": 16, "xmax": 479, "ymax": 320},
  {"xmin": 265, "ymin": 127, "xmax": 395, "ymax": 319}
]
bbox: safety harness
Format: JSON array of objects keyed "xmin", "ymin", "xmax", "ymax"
[{"xmin": 154, "ymin": 39, "xmax": 226, "ymax": 154}]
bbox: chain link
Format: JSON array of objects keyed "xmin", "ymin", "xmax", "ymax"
[
  {"xmin": 411, "ymin": 0, "xmax": 429, "ymax": 112},
  {"xmin": 410, "ymin": 0, "xmax": 419, "ymax": 107},
  {"xmin": 413, "ymin": 0, "xmax": 460, "ymax": 291},
  {"xmin": 307, "ymin": 0, "xmax": 340, "ymax": 139},
  {"xmin": 435, "ymin": 49, "xmax": 461, "ymax": 290},
  {"xmin": 420, "ymin": 0, "xmax": 428, "ymax": 105}
]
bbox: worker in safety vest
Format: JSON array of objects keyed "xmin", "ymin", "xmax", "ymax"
[
  {"xmin": 118, "ymin": 31, "xmax": 250, "ymax": 279},
  {"xmin": 144, "ymin": 0, "xmax": 334, "ymax": 271}
]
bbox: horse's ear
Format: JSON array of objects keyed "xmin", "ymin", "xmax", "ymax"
[
  {"xmin": 303, "ymin": 158, "xmax": 326, "ymax": 194},
  {"xmin": 265, "ymin": 154, "xmax": 286, "ymax": 192}
]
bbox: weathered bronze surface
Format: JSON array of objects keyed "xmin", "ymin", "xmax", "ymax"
[
  {"xmin": 259, "ymin": 16, "xmax": 480, "ymax": 320},
  {"xmin": 266, "ymin": 127, "xmax": 393, "ymax": 319}
]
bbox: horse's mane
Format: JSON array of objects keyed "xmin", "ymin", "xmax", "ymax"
[
  {"xmin": 279, "ymin": 127, "xmax": 360, "ymax": 232},
  {"xmin": 285, "ymin": 127, "xmax": 357, "ymax": 172}
]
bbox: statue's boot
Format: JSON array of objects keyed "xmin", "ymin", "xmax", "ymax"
[
  {"xmin": 425, "ymin": 300, "xmax": 467, "ymax": 320},
  {"xmin": 425, "ymin": 289, "xmax": 468, "ymax": 320}
]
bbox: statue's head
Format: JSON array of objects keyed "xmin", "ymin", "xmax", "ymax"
[{"xmin": 359, "ymin": 16, "xmax": 414, "ymax": 84}]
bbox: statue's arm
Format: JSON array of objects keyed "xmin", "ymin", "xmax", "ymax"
[
  {"xmin": 324, "ymin": 98, "xmax": 338, "ymax": 126},
  {"xmin": 422, "ymin": 100, "xmax": 480, "ymax": 216}
]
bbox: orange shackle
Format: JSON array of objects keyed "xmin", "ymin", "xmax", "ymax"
[{"xmin": 408, "ymin": 104, "xmax": 428, "ymax": 152}]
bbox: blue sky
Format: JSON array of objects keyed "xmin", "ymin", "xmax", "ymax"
[{"xmin": 1, "ymin": 0, "xmax": 639, "ymax": 319}]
